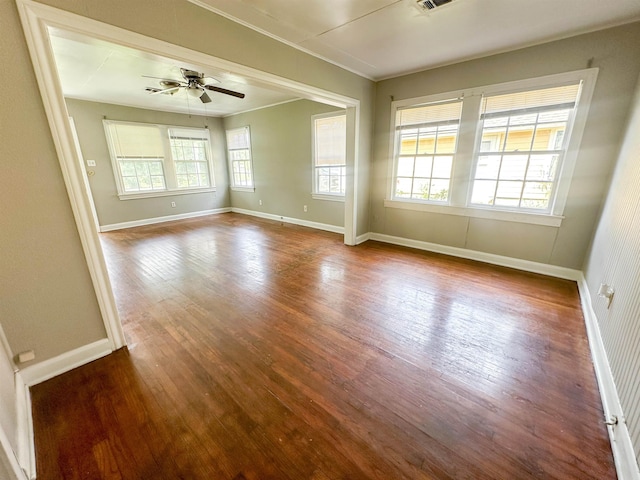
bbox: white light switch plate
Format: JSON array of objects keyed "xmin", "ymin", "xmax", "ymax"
[{"xmin": 86, "ymin": 160, "xmax": 97, "ymax": 167}]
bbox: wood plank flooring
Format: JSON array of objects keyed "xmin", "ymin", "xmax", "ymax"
[{"xmin": 31, "ymin": 213, "xmax": 616, "ymax": 479}]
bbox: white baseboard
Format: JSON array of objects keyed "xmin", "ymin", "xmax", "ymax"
[
  {"xmin": 231, "ymin": 208, "xmax": 344, "ymax": 235},
  {"xmin": 355, "ymin": 232, "xmax": 370, "ymax": 245},
  {"xmin": 15, "ymin": 338, "xmax": 114, "ymax": 480},
  {"xmin": 577, "ymin": 276, "xmax": 640, "ymax": 480},
  {"xmin": 100, "ymin": 208, "xmax": 232, "ymax": 232},
  {"xmin": 19, "ymin": 338, "xmax": 112, "ymax": 387},
  {"xmin": 367, "ymin": 232, "xmax": 581, "ymax": 280}
]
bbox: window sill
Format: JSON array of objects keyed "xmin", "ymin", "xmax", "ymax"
[
  {"xmin": 312, "ymin": 193, "xmax": 345, "ymax": 202},
  {"xmin": 118, "ymin": 187, "xmax": 216, "ymax": 201},
  {"xmin": 383, "ymin": 199, "xmax": 564, "ymax": 227},
  {"xmin": 230, "ymin": 186, "xmax": 256, "ymax": 193}
]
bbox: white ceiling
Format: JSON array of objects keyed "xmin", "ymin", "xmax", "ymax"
[
  {"xmin": 48, "ymin": 0, "xmax": 640, "ymax": 117},
  {"xmin": 48, "ymin": 27, "xmax": 300, "ymax": 117},
  {"xmin": 191, "ymin": 0, "xmax": 640, "ymax": 80}
]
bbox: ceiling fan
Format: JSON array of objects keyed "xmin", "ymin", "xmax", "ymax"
[{"xmin": 144, "ymin": 68, "xmax": 245, "ymax": 104}]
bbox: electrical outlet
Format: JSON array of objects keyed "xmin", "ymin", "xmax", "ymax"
[
  {"xmin": 259, "ymin": 200, "xmax": 263, "ymax": 206},
  {"xmin": 303, "ymin": 205, "xmax": 308, "ymax": 212},
  {"xmin": 18, "ymin": 350, "xmax": 35, "ymax": 363},
  {"xmin": 171, "ymin": 202, "xmax": 176, "ymax": 208}
]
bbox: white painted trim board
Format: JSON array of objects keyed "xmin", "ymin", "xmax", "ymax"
[
  {"xmin": 577, "ymin": 276, "xmax": 640, "ymax": 480},
  {"xmin": 100, "ymin": 208, "xmax": 232, "ymax": 232},
  {"xmin": 231, "ymin": 208, "xmax": 344, "ymax": 235},
  {"xmin": 368, "ymin": 232, "xmax": 581, "ymax": 280}
]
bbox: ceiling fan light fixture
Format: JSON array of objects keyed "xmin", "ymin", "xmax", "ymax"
[{"xmin": 187, "ymin": 86, "xmax": 205, "ymax": 98}]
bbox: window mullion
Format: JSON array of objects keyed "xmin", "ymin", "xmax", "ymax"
[
  {"xmin": 451, "ymin": 94, "xmax": 481, "ymax": 207},
  {"xmin": 161, "ymin": 126, "xmax": 177, "ymax": 190}
]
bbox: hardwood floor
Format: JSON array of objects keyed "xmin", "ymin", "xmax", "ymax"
[{"xmin": 31, "ymin": 213, "xmax": 615, "ymax": 479}]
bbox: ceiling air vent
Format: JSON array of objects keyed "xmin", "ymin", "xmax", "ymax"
[{"xmin": 416, "ymin": 0, "xmax": 453, "ymax": 9}]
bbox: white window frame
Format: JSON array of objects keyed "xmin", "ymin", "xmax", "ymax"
[
  {"xmin": 104, "ymin": 120, "xmax": 216, "ymax": 200},
  {"xmin": 385, "ymin": 69, "xmax": 599, "ymax": 227},
  {"xmin": 312, "ymin": 111, "xmax": 347, "ymax": 201},
  {"xmin": 225, "ymin": 126, "xmax": 255, "ymax": 192}
]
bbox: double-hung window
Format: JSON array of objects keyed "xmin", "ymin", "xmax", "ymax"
[
  {"xmin": 388, "ymin": 69, "xmax": 597, "ymax": 226},
  {"xmin": 169, "ymin": 128, "xmax": 212, "ymax": 189},
  {"xmin": 104, "ymin": 120, "xmax": 215, "ymax": 199},
  {"xmin": 226, "ymin": 126, "xmax": 254, "ymax": 190},
  {"xmin": 394, "ymin": 99, "xmax": 462, "ymax": 202},
  {"xmin": 470, "ymin": 84, "xmax": 581, "ymax": 211},
  {"xmin": 312, "ymin": 112, "xmax": 346, "ymax": 199}
]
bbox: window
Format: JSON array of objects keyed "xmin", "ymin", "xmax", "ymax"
[
  {"xmin": 313, "ymin": 112, "xmax": 346, "ymax": 198},
  {"xmin": 470, "ymin": 84, "xmax": 580, "ymax": 211},
  {"xmin": 226, "ymin": 126, "xmax": 254, "ymax": 190},
  {"xmin": 387, "ymin": 69, "xmax": 598, "ymax": 226},
  {"xmin": 170, "ymin": 128, "xmax": 211, "ymax": 189},
  {"xmin": 394, "ymin": 100, "xmax": 462, "ymax": 202},
  {"xmin": 104, "ymin": 121, "xmax": 215, "ymax": 199}
]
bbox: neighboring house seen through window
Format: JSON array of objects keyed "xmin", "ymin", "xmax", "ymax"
[{"xmin": 387, "ymin": 69, "xmax": 598, "ymax": 226}]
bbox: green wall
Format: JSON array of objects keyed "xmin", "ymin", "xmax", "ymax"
[{"xmin": 224, "ymin": 100, "xmax": 345, "ymax": 228}]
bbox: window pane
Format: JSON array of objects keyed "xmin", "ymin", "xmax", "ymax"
[
  {"xmin": 429, "ymin": 180, "xmax": 449, "ymax": 201},
  {"xmin": 395, "ymin": 178, "xmax": 413, "ymax": 198},
  {"xmin": 416, "ymin": 132, "xmax": 435, "ymax": 154},
  {"xmin": 400, "ymin": 133, "xmax": 419, "ymax": 155},
  {"xmin": 495, "ymin": 181, "xmax": 523, "ymax": 204},
  {"xmin": 504, "ymin": 128, "xmax": 534, "ymax": 152},
  {"xmin": 471, "ymin": 180, "xmax": 497, "ymax": 205},
  {"xmin": 432, "ymin": 156, "xmax": 453, "ymax": 178},
  {"xmin": 412, "ymin": 178, "xmax": 430, "ymax": 199},
  {"xmin": 527, "ymin": 154, "xmax": 558, "ymax": 181},
  {"xmin": 499, "ymin": 155, "xmax": 528, "ymax": 180},
  {"xmin": 120, "ymin": 161, "xmax": 136, "ymax": 177},
  {"xmin": 475, "ymin": 155, "xmax": 501, "ymax": 179},
  {"xmin": 413, "ymin": 157, "xmax": 433, "ymax": 177},
  {"xmin": 436, "ymin": 128, "xmax": 457, "ymax": 154},
  {"xmin": 122, "ymin": 176, "xmax": 139, "ymax": 192},
  {"xmin": 397, "ymin": 157, "xmax": 416, "ymax": 177}
]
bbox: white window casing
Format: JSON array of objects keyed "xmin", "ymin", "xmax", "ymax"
[
  {"xmin": 226, "ymin": 126, "xmax": 255, "ymax": 191},
  {"xmin": 385, "ymin": 68, "xmax": 599, "ymax": 227},
  {"xmin": 104, "ymin": 120, "xmax": 216, "ymax": 200},
  {"xmin": 312, "ymin": 111, "xmax": 347, "ymax": 201}
]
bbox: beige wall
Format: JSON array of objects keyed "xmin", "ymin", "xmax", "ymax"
[
  {"xmin": 372, "ymin": 22, "xmax": 640, "ymax": 269},
  {"xmin": 224, "ymin": 100, "xmax": 345, "ymax": 227},
  {"xmin": 0, "ymin": 0, "xmax": 106, "ymax": 365},
  {"xmin": 66, "ymin": 99, "xmax": 229, "ymax": 227},
  {"xmin": 584, "ymin": 69, "xmax": 640, "ymax": 464}
]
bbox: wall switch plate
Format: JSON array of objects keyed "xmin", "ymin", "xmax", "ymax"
[
  {"xmin": 171, "ymin": 202, "xmax": 176, "ymax": 207},
  {"xmin": 86, "ymin": 160, "xmax": 96, "ymax": 167}
]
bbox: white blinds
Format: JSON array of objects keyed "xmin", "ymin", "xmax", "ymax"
[
  {"xmin": 107, "ymin": 123, "xmax": 164, "ymax": 158},
  {"xmin": 396, "ymin": 99, "xmax": 462, "ymax": 128},
  {"xmin": 226, "ymin": 127, "xmax": 250, "ymax": 150},
  {"xmin": 315, "ymin": 115, "xmax": 346, "ymax": 166},
  {"xmin": 481, "ymin": 83, "xmax": 582, "ymax": 117},
  {"xmin": 169, "ymin": 127, "xmax": 209, "ymax": 141}
]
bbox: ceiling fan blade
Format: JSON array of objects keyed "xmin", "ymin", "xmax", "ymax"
[
  {"xmin": 147, "ymin": 86, "xmax": 181, "ymax": 95},
  {"xmin": 203, "ymin": 85, "xmax": 245, "ymax": 99},
  {"xmin": 200, "ymin": 91, "xmax": 212, "ymax": 104},
  {"xmin": 142, "ymin": 75, "xmax": 183, "ymax": 83}
]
